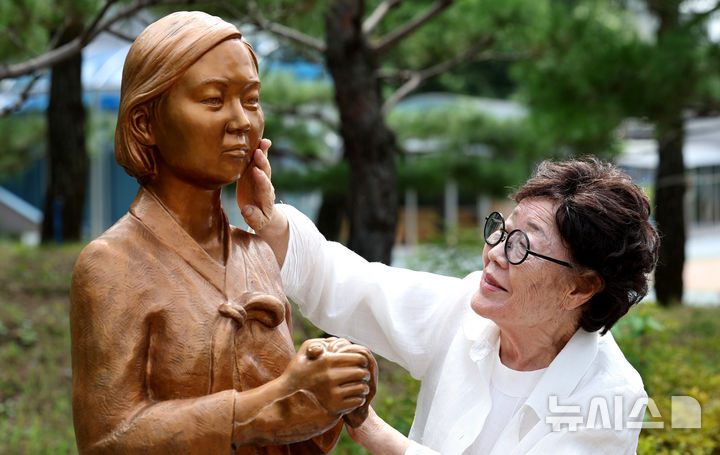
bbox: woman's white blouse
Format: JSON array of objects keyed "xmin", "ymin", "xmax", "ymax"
[{"xmin": 278, "ymin": 204, "xmax": 647, "ymax": 455}]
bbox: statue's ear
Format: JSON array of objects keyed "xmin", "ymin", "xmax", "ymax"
[{"xmin": 131, "ymin": 106, "xmax": 155, "ymax": 146}]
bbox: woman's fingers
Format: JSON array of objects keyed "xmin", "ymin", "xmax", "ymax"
[
  {"xmin": 253, "ymin": 148, "xmax": 272, "ymax": 180},
  {"xmin": 258, "ymin": 138, "xmax": 271, "ymax": 156},
  {"xmin": 240, "ymin": 152, "xmax": 275, "ymax": 231},
  {"xmin": 241, "ymin": 205, "xmax": 266, "ymax": 231}
]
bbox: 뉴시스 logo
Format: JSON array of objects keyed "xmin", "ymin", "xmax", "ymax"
[{"xmin": 545, "ymin": 395, "xmax": 702, "ymax": 431}]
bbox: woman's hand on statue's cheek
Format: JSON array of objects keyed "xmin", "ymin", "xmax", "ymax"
[{"xmin": 238, "ymin": 138, "xmax": 274, "ymax": 231}]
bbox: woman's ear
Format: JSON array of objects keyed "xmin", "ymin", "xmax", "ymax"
[
  {"xmin": 130, "ymin": 106, "xmax": 155, "ymax": 146},
  {"xmin": 567, "ymin": 270, "xmax": 604, "ymax": 310}
]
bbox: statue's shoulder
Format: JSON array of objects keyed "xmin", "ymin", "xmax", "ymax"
[
  {"xmin": 228, "ymin": 226, "xmax": 279, "ymax": 272},
  {"xmin": 73, "ymin": 213, "xmax": 144, "ymax": 281}
]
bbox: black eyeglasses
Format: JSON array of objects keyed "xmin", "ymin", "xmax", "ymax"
[{"xmin": 483, "ymin": 212, "xmax": 572, "ymax": 268}]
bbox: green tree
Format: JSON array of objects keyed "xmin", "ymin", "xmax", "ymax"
[
  {"xmin": 230, "ymin": 0, "xmax": 546, "ymax": 263},
  {"xmin": 2, "ymin": 0, "xmax": 548, "ymax": 260},
  {"xmin": 0, "ymin": 0, "xmax": 189, "ymax": 242},
  {"xmin": 512, "ymin": 0, "xmax": 720, "ymax": 306}
]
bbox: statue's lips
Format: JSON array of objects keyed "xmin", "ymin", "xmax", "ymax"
[{"xmin": 222, "ymin": 148, "xmax": 249, "ymax": 158}]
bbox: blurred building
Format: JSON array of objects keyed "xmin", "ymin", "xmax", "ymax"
[{"xmin": 618, "ymin": 117, "xmax": 720, "ymax": 233}]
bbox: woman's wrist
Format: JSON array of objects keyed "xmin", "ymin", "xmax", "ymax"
[
  {"xmin": 254, "ymin": 204, "xmax": 289, "ymax": 267},
  {"xmin": 346, "ymin": 407, "xmax": 410, "ymax": 455}
]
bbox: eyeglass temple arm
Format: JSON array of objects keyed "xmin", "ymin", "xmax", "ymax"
[{"xmin": 527, "ymin": 250, "xmax": 573, "ymax": 268}]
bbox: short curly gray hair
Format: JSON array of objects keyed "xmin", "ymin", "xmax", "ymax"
[{"xmin": 512, "ymin": 157, "xmax": 659, "ymax": 334}]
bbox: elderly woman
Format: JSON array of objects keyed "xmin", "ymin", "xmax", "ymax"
[
  {"xmin": 241, "ymin": 156, "xmax": 659, "ymax": 454},
  {"xmin": 70, "ymin": 11, "xmax": 375, "ymax": 455}
]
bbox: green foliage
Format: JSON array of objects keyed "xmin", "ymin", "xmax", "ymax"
[
  {"xmin": 261, "ymin": 72, "xmax": 336, "ymax": 164},
  {"xmin": 371, "ymin": 0, "xmax": 550, "ymax": 98},
  {"xmin": 512, "ymin": 0, "xmax": 720, "ymax": 155},
  {"xmin": 379, "ymin": 0, "xmax": 548, "ymax": 70},
  {"xmin": 273, "ymin": 161, "xmax": 349, "ymax": 195},
  {"xmin": 389, "ymin": 99, "xmax": 541, "ymax": 197},
  {"xmin": 0, "ymin": 0, "xmax": 105, "ymax": 62},
  {"xmin": 259, "ymin": 73, "xmax": 344, "ymax": 194},
  {"xmin": 260, "ymin": 72, "xmax": 333, "ymax": 106},
  {"xmin": 0, "ymin": 112, "xmax": 45, "ymax": 180},
  {"xmin": 613, "ymin": 303, "xmax": 720, "ymax": 454},
  {"xmin": 402, "ymin": 227, "xmax": 485, "ymax": 278},
  {"xmin": 511, "ymin": 0, "xmax": 644, "ymax": 155},
  {"xmin": 269, "ymin": 92, "xmax": 544, "ymax": 200},
  {"xmin": 0, "ymin": 242, "xmax": 81, "ymax": 455}
]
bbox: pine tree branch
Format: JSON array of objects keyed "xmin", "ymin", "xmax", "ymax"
[
  {"xmin": 235, "ymin": 2, "xmax": 325, "ymax": 53},
  {"xmin": 104, "ymin": 27, "xmax": 137, "ymax": 43},
  {"xmin": 81, "ymin": 0, "xmax": 120, "ymax": 44},
  {"xmin": 684, "ymin": 1, "xmax": 720, "ymax": 28},
  {"xmin": 0, "ymin": 70, "xmax": 45, "ymax": 118},
  {"xmin": 381, "ymin": 36, "xmax": 494, "ymax": 114},
  {"xmin": 373, "ymin": 0, "xmax": 455, "ymax": 55},
  {"xmin": 253, "ymin": 18, "xmax": 325, "ymax": 52},
  {"xmin": 363, "ymin": 0, "xmax": 402, "ymax": 35},
  {"xmin": 0, "ymin": 0, "xmax": 194, "ymax": 80}
]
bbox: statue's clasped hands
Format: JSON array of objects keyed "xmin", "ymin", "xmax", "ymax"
[{"xmin": 281, "ymin": 337, "xmax": 378, "ymax": 429}]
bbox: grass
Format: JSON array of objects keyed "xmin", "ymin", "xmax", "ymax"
[
  {"xmin": 0, "ymin": 242, "xmax": 78, "ymax": 454},
  {"xmin": 0, "ymin": 240, "xmax": 718, "ymax": 454},
  {"xmin": 613, "ymin": 303, "xmax": 720, "ymax": 454}
]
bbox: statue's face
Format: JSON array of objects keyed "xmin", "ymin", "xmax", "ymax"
[{"xmin": 150, "ymin": 39, "xmax": 264, "ymax": 189}]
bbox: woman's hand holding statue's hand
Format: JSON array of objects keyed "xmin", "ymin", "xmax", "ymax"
[
  {"xmin": 279, "ymin": 338, "xmax": 373, "ymax": 427},
  {"xmin": 238, "ymin": 138, "xmax": 274, "ymax": 232},
  {"xmin": 346, "ymin": 406, "xmax": 411, "ymax": 455}
]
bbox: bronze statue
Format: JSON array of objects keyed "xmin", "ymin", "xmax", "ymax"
[{"xmin": 70, "ymin": 11, "xmax": 375, "ymax": 454}]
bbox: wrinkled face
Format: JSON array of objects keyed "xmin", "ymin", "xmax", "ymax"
[
  {"xmin": 151, "ymin": 39, "xmax": 263, "ymax": 189},
  {"xmin": 471, "ymin": 197, "xmax": 577, "ymax": 330}
]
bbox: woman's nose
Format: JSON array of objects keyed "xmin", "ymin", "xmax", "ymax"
[{"xmin": 486, "ymin": 238, "xmax": 508, "ymax": 266}]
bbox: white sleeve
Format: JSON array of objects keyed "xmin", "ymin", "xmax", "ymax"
[
  {"xmin": 526, "ymin": 427, "xmax": 641, "ymax": 455},
  {"xmin": 277, "ymin": 204, "xmax": 478, "ymax": 379},
  {"xmin": 405, "ymin": 440, "xmax": 441, "ymax": 455}
]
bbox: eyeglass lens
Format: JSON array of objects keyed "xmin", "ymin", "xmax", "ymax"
[
  {"xmin": 484, "ymin": 212, "xmax": 530, "ymax": 265},
  {"xmin": 505, "ymin": 230, "xmax": 530, "ymax": 264},
  {"xmin": 484, "ymin": 212, "xmax": 504, "ymax": 245}
]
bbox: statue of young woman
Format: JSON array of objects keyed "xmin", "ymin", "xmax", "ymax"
[{"xmin": 70, "ymin": 11, "xmax": 375, "ymax": 454}]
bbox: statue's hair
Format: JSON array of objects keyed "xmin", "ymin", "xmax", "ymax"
[{"xmin": 114, "ymin": 11, "xmax": 257, "ymax": 184}]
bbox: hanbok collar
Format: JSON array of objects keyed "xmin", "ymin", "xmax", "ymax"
[{"xmin": 129, "ymin": 186, "xmax": 233, "ymax": 296}]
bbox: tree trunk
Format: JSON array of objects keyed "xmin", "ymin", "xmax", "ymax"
[
  {"xmin": 650, "ymin": 1, "xmax": 685, "ymax": 306},
  {"xmin": 42, "ymin": 23, "xmax": 88, "ymax": 243},
  {"xmin": 653, "ymin": 114, "xmax": 685, "ymax": 306},
  {"xmin": 315, "ymin": 191, "xmax": 347, "ymax": 242},
  {"xmin": 324, "ymin": 0, "xmax": 399, "ymax": 264}
]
